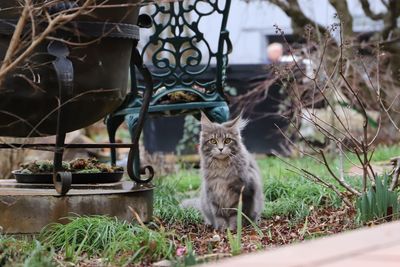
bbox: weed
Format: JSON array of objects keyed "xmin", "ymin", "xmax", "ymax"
[
  {"xmin": 175, "ymin": 240, "xmax": 198, "ymax": 266},
  {"xmin": 226, "ymin": 188, "xmax": 243, "ymax": 256},
  {"xmin": 154, "ymin": 171, "xmax": 202, "ymax": 225},
  {"xmin": 23, "ymin": 241, "xmax": 55, "ymax": 267},
  {"xmin": 356, "ymin": 176, "xmax": 400, "ymax": 223},
  {"xmin": 0, "ymin": 236, "xmax": 54, "ymax": 267}
]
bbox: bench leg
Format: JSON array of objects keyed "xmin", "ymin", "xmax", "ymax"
[
  {"xmin": 52, "ymin": 131, "xmax": 72, "ymax": 195},
  {"xmin": 106, "ymin": 115, "xmax": 125, "ymax": 166},
  {"xmin": 125, "ymin": 113, "xmax": 141, "ymax": 179},
  {"xmin": 205, "ymin": 104, "xmax": 230, "ymax": 123}
]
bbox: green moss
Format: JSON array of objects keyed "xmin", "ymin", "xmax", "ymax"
[{"xmin": 76, "ymin": 169, "xmax": 102, "ymax": 174}]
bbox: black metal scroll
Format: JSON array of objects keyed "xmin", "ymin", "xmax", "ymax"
[
  {"xmin": 47, "ymin": 40, "xmax": 74, "ymax": 195},
  {"xmin": 126, "ymin": 49, "xmax": 155, "ymax": 184}
]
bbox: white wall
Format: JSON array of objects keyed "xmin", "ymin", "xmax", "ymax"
[{"xmin": 226, "ymin": 0, "xmax": 387, "ymax": 63}]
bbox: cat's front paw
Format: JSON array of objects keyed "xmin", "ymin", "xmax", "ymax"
[
  {"xmin": 214, "ymin": 217, "xmax": 228, "ymax": 231},
  {"xmin": 216, "ymin": 225, "xmax": 228, "ymax": 231},
  {"xmin": 227, "ymin": 215, "xmax": 238, "ymax": 231}
]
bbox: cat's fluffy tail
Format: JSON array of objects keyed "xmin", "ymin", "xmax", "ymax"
[{"xmin": 180, "ymin": 198, "xmax": 201, "ymax": 210}]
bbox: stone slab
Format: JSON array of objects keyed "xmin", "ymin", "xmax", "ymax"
[{"xmin": 0, "ymin": 180, "xmax": 153, "ymax": 234}]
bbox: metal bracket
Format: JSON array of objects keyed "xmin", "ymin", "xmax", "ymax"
[
  {"xmin": 47, "ymin": 40, "xmax": 74, "ymax": 195},
  {"xmin": 125, "ymin": 48, "xmax": 155, "ymax": 184}
]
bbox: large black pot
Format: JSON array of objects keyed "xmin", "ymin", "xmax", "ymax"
[{"xmin": 0, "ymin": 0, "xmax": 141, "ymax": 137}]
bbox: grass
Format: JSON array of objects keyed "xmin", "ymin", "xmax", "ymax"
[
  {"xmin": 154, "ymin": 144, "xmax": 400, "ymax": 224},
  {"xmin": 260, "ymin": 158, "xmax": 339, "ymax": 221},
  {"xmin": 226, "ymin": 189, "xmax": 244, "ymax": 256},
  {"xmin": 1, "ymin": 215, "xmax": 176, "ymax": 266},
  {"xmin": 260, "ymin": 145, "xmax": 400, "ymax": 221},
  {"xmin": 2, "ymin": 145, "xmax": 400, "ymax": 266},
  {"xmin": 0, "ymin": 236, "xmax": 55, "ymax": 267},
  {"xmin": 39, "ymin": 215, "xmax": 175, "ymax": 265},
  {"xmin": 155, "ymin": 155, "xmax": 340, "ymax": 224},
  {"xmin": 154, "ymin": 168, "xmax": 203, "ymax": 225}
]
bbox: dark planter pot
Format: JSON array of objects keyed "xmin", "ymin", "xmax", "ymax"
[{"xmin": 0, "ymin": 0, "xmax": 141, "ymax": 137}]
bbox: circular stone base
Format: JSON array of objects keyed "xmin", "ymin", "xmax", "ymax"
[{"xmin": 0, "ymin": 179, "xmax": 153, "ymax": 234}]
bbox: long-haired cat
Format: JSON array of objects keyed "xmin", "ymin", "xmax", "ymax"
[{"xmin": 182, "ymin": 113, "xmax": 264, "ymax": 230}]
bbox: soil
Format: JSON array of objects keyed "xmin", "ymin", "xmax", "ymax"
[{"xmin": 168, "ymin": 206, "xmax": 357, "ymax": 259}]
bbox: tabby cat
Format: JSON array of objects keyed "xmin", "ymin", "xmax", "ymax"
[{"xmin": 182, "ymin": 113, "xmax": 264, "ymax": 230}]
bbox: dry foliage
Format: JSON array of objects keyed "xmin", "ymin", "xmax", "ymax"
[{"xmin": 236, "ymin": 18, "xmax": 400, "ymax": 208}]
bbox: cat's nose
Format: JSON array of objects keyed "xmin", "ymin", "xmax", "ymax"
[{"xmin": 218, "ymin": 148, "xmax": 223, "ymax": 152}]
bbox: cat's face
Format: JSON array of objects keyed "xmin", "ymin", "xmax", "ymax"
[{"xmin": 200, "ymin": 113, "xmax": 247, "ymax": 160}]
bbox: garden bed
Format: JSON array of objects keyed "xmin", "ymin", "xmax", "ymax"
[{"xmin": 1, "ymin": 145, "xmax": 400, "ymax": 266}]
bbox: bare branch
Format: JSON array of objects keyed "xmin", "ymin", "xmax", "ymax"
[
  {"xmin": 267, "ymin": 0, "xmax": 327, "ymax": 35},
  {"xmin": 359, "ymin": 0, "xmax": 385, "ymax": 20},
  {"xmin": 382, "ymin": 0, "xmax": 400, "ymax": 38},
  {"xmin": 320, "ymin": 150, "xmax": 361, "ymax": 196},
  {"xmin": 328, "ymin": 0, "xmax": 354, "ymax": 36},
  {"xmin": 0, "ymin": 0, "xmax": 31, "ymax": 76},
  {"xmin": 277, "ymin": 155, "xmax": 353, "ymax": 208}
]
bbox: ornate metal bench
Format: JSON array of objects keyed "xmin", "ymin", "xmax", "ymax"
[{"xmin": 107, "ymin": 0, "xmax": 232, "ymax": 178}]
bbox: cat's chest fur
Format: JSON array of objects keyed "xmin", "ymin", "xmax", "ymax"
[
  {"xmin": 202, "ymin": 160, "xmax": 246, "ymax": 204},
  {"xmin": 203, "ymin": 158, "xmax": 243, "ymax": 181}
]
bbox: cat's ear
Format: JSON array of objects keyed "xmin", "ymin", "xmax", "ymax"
[
  {"xmin": 223, "ymin": 113, "xmax": 248, "ymax": 132},
  {"xmin": 200, "ymin": 112, "xmax": 214, "ymax": 129}
]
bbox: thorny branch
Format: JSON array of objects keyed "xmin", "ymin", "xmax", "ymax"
[
  {"xmin": 0, "ymin": 0, "xmax": 98, "ymax": 86},
  {"xmin": 244, "ymin": 18, "xmax": 400, "ymax": 208}
]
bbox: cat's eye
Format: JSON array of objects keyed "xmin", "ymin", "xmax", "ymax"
[
  {"xmin": 224, "ymin": 138, "xmax": 232, "ymax": 144},
  {"xmin": 209, "ymin": 138, "xmax": 217, "ymax": 144}
]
